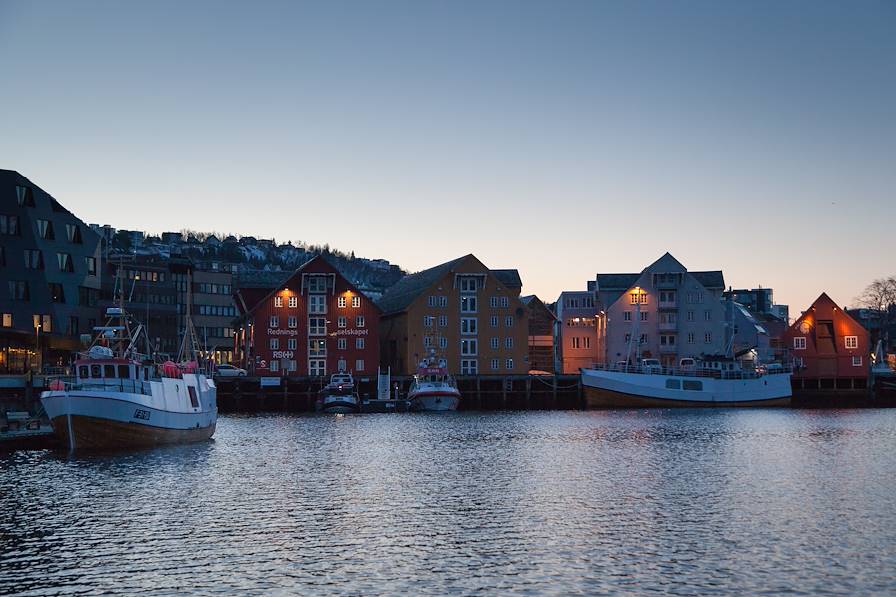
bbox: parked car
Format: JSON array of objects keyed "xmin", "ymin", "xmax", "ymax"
[
  {"xmin": 640, "ymin": 358, "xmax": 662, "ymax": 374},
  {"xmin": 679, "ymin": 358, "xmax": 696, "ymax": 371},
  {"xmin": 216, "ymin": 364, "xmax": 247, "ymax": 377}
]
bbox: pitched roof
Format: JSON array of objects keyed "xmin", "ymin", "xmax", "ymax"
[
  {"xmin": 376, "ymin": 255, "xmax": 523, "ymax": 315},
  {"xmin": 596, "ymin": 271, "xmax": 724, "ymax": 291}
]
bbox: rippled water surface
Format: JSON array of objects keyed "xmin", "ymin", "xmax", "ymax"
[{"xmin": 3, "ymin": 410, "xmax": 896, "ymax": 595}]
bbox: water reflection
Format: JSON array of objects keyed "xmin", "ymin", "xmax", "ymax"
[{"xmin": 2, "ymin": 410, "xmax": 896, "ymax": 594}]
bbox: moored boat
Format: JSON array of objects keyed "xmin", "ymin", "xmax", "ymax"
[
  {"xmin": 318, "ymin": 373, "xmax": 359, "ymax": 413},
  {"xmin": 408, "ymin": 355, "xmax": 461, "ymax": 411},
  {"xmin": 582, "ymin": 357, "xmax": 792, "ymax": 408}
]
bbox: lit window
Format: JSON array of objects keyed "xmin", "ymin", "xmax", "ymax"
[
  {"xmin": 793, "ymin": 337, "xmax": 806, "ymax": 350},
  {"xmin": 288, "ymin": 296, "xmax": 298, "ymax": 308},
  {"xmin": 1, "ymin": 313, "xmax": 12, "ymax": 327},
  {"xmin": 845, "ymin": 336, "xmax": 858, "ymax": 350},
  {"xmin": 274, "ymin": 296, "xmax": 283, "ymax": 308},
  {"xmin": 338, "ymin": 296, "xmax": 346, "ymax": 308},
  {"xmin": 352, "ymin": 296, "xmax": 361, "ymax": 308}
]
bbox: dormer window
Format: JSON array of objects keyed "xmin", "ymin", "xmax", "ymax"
[
  {"xmin": 306, "ymin": 276, "xmax": 329, "ymax": 293},
  {"xmin": 459, "ymin": 277, "xmax": 479, "ymax": 292}
]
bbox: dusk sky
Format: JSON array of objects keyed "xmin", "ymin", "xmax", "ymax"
[{"xmin": 1, "ymin": 1, "xmax": 893, "ymax": 314}]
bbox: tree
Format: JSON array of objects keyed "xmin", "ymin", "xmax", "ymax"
[{"xmin": 856, "ymin": 276, "xmax": 896, "ymax": 347}]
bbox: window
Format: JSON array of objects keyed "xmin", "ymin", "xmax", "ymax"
[
  {"xmin": 506, "ymin": 359, "xmax": 514, "ymax": 370},
  {"xmin": 845, "ymin": 336, "xmax": 858, "ymax": 349},
  {"xmin": 491, "ymin": 337, "xmax": 499, "ymax": 349},
  {"xmin": 793, "ymin": 337, "xmax": 806, "ymax": 350},
  {"xmin": 79, "ymin": 286, "xmax": 98, "ymax": 307},
  {"xmin": 337, "ymin": 359, "xmax": 347, "ymax": 372},
  {"xmin": 852, "ymin": 356, "xmax": 863, "ymax": 367},
  {"xmin": 309, "ymin": 295, "xmax": 327, "ymax": 314},
  {"xmin": 284, "ymin": 360, "xmax": 297, "ymax": 373},
  {"xmin": 584, "ymin": 337, "xmax": 591, "ymax": 349},
  {"xmin": 355, "ymin": 360, "xmax": 365, "ymax": 372},
  {"xmin": 288, "ymin": 296, "xmax": 298, "ymax": 308},
  {"xmin": 696, "ymin": 292, "xmax": 704, "ymax": 303},
  {"xmin": 37, "ymin": 219, "xmax": 54, "ymax": 239},
  {"xmin": 683, "ymin": 380, "xmax": 703, "ymax": 391},
  {"xmin": 660, "ymin": 335, "xmax": 675, "ymax": 346},
  {"xmin": 270, "ymin": 360, "xmax": 280, "ymax": 372},
  {"xmin": 287, "ymin": 338, "xmax": 297, "ymax": 350},
  {"xmin": 356, "ymin": 338, "xmax": 365, "ymax": 349},
  {"xmin": 428, "ymin": 296, "xmax": 437, "ymax": 307},
  {"xmin": 461, "ymin": 317, "xmax": 478, "ymax": 335},
  {"xmin": 8, "ymin": 281, "xmax": 29, "ymax": 301},
  {"xmin": 505, "ymin": 337, "xmax": 513, "ymax": 349},
  {"xmin": 640, "ymin": 312, "xmax": 648, "ymax": 322},
  {"xmin": 65, "ymin": 224, "xmax": 82, "ymax": 243},
  {"xmin": 16, "ymin": 186, "xmax": 35, "ymax": 207},
  {"xmin": 461, "ymin": 295, "xmax": 477, "ymax": 313},
  {"xmin": 0, "ymin": 215, "xmax": 20, "ymax": 235},
  {"xmin": 704, "ymin": 332, "xmax": 712, "ymax": 344},
  {"xmin": 438, "ymin": 296, "xmax": 448, "ymax": 307},
  {"xmin": 572, "ymin": 337, "xmax": 580, "ymax": 349},
  {"xmin": 624, "ymin": 311, "xmax": 632, "ymax": 321},
  {"xmin": 439, "ymin": 315, "xmax": 448, "ymax": 327},
  {"xmin": 270, "ymin": 338, "xmax": 279, "ymax": 350},
  {"xmin": 687, "ymin": 310, "xmax": 695, "ymax": 322},
  {"xmin": 704, "ymin": 310, "xmax": 712, "ymax": 321},
  {"xmin": 85, "ymin": 257, "xmax": 97, "ymax": 275},
  {"xmin": 309, "ymin": 339, "xmax": 326, "ymax": 356},
  {"xmin": 41, "ymin": 314, "xmax": 52, "ymax": 333},
  {"xmin": 439, "ymin": 337, "xmax": 448, "ymax": 349},
  {"xmin": 337, "ymin": 338, "xmax": 347, "ymax": 350},
  {"xmin": 687, "ymin": 332, "xmax": 695, "ymax": 344},
  {"xmin": 500, "ymin": 297, "xmax": 509, "ymax": 308},
  {"xmin": 461, "ymin": 359, "xmax": 478, "ymax": 375},
  {"xmin": 2, "ymin": 313, "xmax": 12, "ymax": 327},
  {"xmin": 490, "ymin": 316, "xmax": 498, "ymax": 327},
  {"xmin": 309, "ymin": 360, "xmax": 326, "ymax": 376},
  {"xmin": 48, "ymin": 283, "xmax": 65, "ymax": 303},
  {"xmin": 24, "ymin": 250, "xmax": 43, "ymax": 270},
  {"xmin": 630, "ymin": 292, "xmax": 647, "ymax": 304},
  {"xmin": 309, "ymin": 317, "xmax": 326, "ymax": 336},
  {"xmin": 338, "ymin": 296, "xmax": 346, "ymax": 308},
  {"xmin": 356, "ymin": 316, "xmax": 365, "ymax": 327},
  {"xmin": 274, "ymin": 296, "xmax": 283, "ymax": 308},
  {"xmin": 461, "ymin": 339, "xmax": 478, "ymax": 356},
  {"xmin": 491, "ymin": 358, "xmax": 500, "ymax": 370},
  {"xmin": 424, "ymin": 315, "xmax": 435, "ymax": 327},
  {"xmin": 352, "ymin": 296, "xmax": 361, "ymax": 308},
  {"xmin": 270, "ymin": 316, "xmax": 279, "ymax": 328},
  {"xmin": 288, "ymin": 316, "xmax": 297, "ymax": 328},
  {"xmin": 424, "ymin": 335, "xmax": 434, "ymax": 348},
  {"xmin": 338, "ymin": 316, "xmax": 347, "ymax": 328},
  {"xmin": 306, "ymin": 276, "xmax": 328, "ymax": 293},
  {"xmin": 505, "ymin": 316, "xmax": 513, "ymax": 327},
  {"xmin": 490, "ymin": 297, "xmax": 499, "ymax": 308},
  {"xmin": 459, "ymin": 277, "xmax": 478, "ymax": 292},
  {"xmin": 665, "ymin": 379, "xmax": 681, "ymax": 390}
]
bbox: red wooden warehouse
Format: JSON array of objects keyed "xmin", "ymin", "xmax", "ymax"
[
  {"xmin": 783, "ymin": 292, "xmax": 869, "ymax": 391},
  {"xmin": 233, "ymin": 256, "xmax": 381, "ymax": 378}
]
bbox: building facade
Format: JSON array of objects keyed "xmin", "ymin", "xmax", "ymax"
[
  {"xmin": 233, "ymin": 256, "xmax": 380, "ymax": 377},
  {"xmin": 784, "ymin": 293, "xmax": 869, "ymax": 390},
  {"xmin": 520, "ymin": 295, "xmax": 557, "ymax": 374},
  {"xmin": 377, "ymin": 255, "xmax": 529, "ymax": 376},
  {"xmin": 554, "ymin": 290, "xmax": 603, "ymax": 374},
  {"xmin": 1, "ymin": 170, "xmax": 103, "ymax": 373},
  {"xmin": 597, "ymin": 253, "xmax": 728, "ymax": 368}
]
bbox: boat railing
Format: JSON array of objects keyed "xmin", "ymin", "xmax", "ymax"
[
  {"xmin": 44, "ymin": 376, "xmax": 154, "ymax": 396},
  {"xmin": 586, "ymin": 363, "xmax": 792, "ymax": 380}
]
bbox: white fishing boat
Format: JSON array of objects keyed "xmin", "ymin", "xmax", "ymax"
[
  {"xmin": 40, "ymin": 272, "xmax": 217, "ymax": 450},
  {"xmin": 408, "ymin": 354, "xmax": 461, "ymax": 411},
  {"xmin": 318, "ymin": 373, "xmax": 359, "ymax": 414},
  {"xmin": 582, "ymin": 357, "xmax": 792, "ymax": 408}
]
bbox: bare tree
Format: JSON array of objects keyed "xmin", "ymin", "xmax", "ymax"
[{"xmin": 856, "ymin": 276, "xmax": 896, "ymax": 347}]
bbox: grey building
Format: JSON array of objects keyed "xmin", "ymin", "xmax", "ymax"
[{"xmin": 1, "ymin": 170, "xmax": 103, "ymax": 373}]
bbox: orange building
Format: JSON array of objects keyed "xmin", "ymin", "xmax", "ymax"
[
  {"xmin": 783, "ymin": 292, "xmax": 869, "ymax": 390},
  {"xmin": 377, "ymin": 254, "xmax": 529, "ymax": 376}
]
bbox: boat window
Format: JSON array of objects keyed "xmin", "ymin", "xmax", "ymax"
[
  {"xmin": 665, "ymin": 379, "xmax": 681, "ymax": 390},
  {"xmin": 78, "ymin": 365, "xmax": 89, "ymax": 378},
  {"xmin": 91, "ymin": 364, "xmax": 101, "ymax": 378},
  {"xmin": 104, "ymin": 364, "xmax": 116, "ymax": 378},
  {"xmin": 187, "ymin": 386, "xmax": 199, "ymax": 408},
  {"xmin": 683, "ymin": 380, "xmax": 703, "ymax": 391},
  {"xmin": 118, "ymin": 365, "xmax": 130, "ymax": 378}
]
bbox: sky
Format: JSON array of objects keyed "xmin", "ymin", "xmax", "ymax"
[{"xmin": 1, "ymin": 1, "xmax": 894, "ymax": 313}]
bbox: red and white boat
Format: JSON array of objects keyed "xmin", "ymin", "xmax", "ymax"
[{"xmin": 408, "ymin": 354, "xmax": 461, "ymax": 411}]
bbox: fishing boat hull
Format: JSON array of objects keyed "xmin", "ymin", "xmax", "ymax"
[
  {"xmin": 41, "ymin": 390, "xmax": 217, "ymax": 449},
  {"xmin": 410, "ymin": 391, "xmax": 460, "ymax": 411},
  {"xmin": 582, "ymin": 369, "xmax": 792, "ymax": 408},
  {"xmin": 320, "ymin": 396, "xmax": 359, "ymax": 414}
]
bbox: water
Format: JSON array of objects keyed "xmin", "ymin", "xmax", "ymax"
[{"xmin": 2, "ymin": 410, "xmax": 896, "ymax": 595}]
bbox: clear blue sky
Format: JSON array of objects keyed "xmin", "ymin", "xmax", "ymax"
[{"xmin": 1, "ymin": 1, "xmax": 894, "ymax": 313}]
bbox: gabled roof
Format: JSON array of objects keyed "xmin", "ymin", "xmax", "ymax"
[
  {"xmin": 376, "ymin": 254, "xmax": 523, "ymax": 316},
  {"xmin": 521, "ymin": 295, "xmax": 559, "ymax": 321},
  {"xmin": 596, "ymin": 271, "xmax": 724, "ymax": 291}
]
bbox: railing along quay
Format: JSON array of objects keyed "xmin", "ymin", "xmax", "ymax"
[{"xmin": 214, "ymin": 374, "xmax": 585, "ymax": 413}]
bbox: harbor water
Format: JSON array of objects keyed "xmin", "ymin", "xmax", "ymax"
[{"xmin": 2, "ymin": 410, "xmax": 896, "ymax": 595}]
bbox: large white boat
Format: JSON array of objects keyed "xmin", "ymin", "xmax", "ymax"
[
  {"xmin": 40, "ymin": 274, "xmax": 217, "ymax": 450},
  {"xmin": 582, "ymin": 357, "xmax": 792, "ymax": 408},
  {"xmin": 318, "ymin": 373, "xmax": 360, "ymax": 414},
  {"xmin": 408, "ymin": 354, "xmax": 461, "ymax": 411}
]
